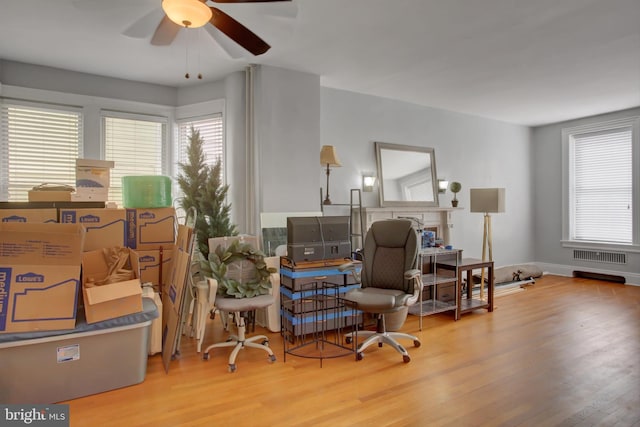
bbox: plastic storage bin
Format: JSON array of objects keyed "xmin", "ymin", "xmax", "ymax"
[{"xmin": 122, "ymin": 175, "xmax": 172, "ymax": 208}]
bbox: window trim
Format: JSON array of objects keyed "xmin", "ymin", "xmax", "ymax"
[{"xmin": 561, "ymin": 116, "xmax": 640, "ymax": 252}]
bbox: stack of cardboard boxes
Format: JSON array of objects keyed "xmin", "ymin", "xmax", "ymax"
[
  {"xmin": 0, "ymin": 161, "xmax": 178, "ymax": 334},
  {"xmin": 0, "ymin": 205, "xmax": 178, "ymax": 333}
]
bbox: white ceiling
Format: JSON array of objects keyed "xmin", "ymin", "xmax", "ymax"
[{"xmin": 0, "ymin": 0, "xmax": 639, "ymax": 126}]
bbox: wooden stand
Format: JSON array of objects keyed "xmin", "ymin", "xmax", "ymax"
[
  {"xmin": 480, "ymin": 213, "xmax": 493, "ymax": 300},
  {"xmin": 436, "ymin": 257, "xmax": 494, "ymax": 320}
]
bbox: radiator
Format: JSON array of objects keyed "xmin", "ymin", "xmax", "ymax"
[{"xmin": 573, "ymin": 249, "xmax": 626, "ymax": 265}]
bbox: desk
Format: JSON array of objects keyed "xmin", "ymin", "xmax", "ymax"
[{"xmin": 438, "ymin": 257, "xmax": 494, "ymax": 320}]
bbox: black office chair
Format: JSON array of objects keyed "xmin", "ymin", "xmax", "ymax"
[{"xmin": 340, "ymin": 219, "xmax": 423, "ymax": 363}]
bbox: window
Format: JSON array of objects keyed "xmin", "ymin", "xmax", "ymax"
[
  {"xmin": 103, "ymin": 112, "xmax": 168, "ymax": 206},
  {"xmin": 0, "ymin": 101, "xmax": 82, "ymax": 201},
  {"xmin": 563, "ymin": 116, "xmax": 639, "ymax": 248},
  {"xmin": 174, "ymin": 114, "xmax": 224, "ymax": 199}
]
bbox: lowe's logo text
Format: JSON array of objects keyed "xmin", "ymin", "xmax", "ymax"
[
  {"xmin": 140, "ymin": 255, "xmax": 156, "ymax": 262},
  {"xmin": 2, "ymin": 215, "xmax": 26, "ymax": 222},
  {"xmin": 139, "ymin": 212, "xmax": 156, "ymax": 219},
  {"xmin": 79, "ymin": 215, "xmax": 100, "ymax": 223},
  {"xmin": 17, "ymin": 273, "xmax": 45, "ymax": 283}
]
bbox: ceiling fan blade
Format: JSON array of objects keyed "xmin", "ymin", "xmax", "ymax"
[
  {"xmin": 151, "ymin": 15, "xmax": 181, "ymax": 46},
  {"xmin": 203, "ymin": 25, "xmax": 248, "ymax": 59},
  {"xmin": 209, "ymin": 7, "xmax": 271, "ymax": 55},
  {"xmin": 123, "ymin": 9, "xmax": 164, "ymax": 39}
]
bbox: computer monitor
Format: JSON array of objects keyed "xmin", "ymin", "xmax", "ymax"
[{"xmin": 286, "ymin": 216, "xmax": 351, "ymax": 262}]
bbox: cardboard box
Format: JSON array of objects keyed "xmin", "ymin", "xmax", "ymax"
[
  {"xmin": 81, "ymin": 248, "xmax": 143, "ymax": 324},
  {"xmin": 75, "ymin": 158, "xmax": 114, "ymax": 189},
  {"xmin": 161, "ymin": 246, "xmax": 192, "ymax": 370},
  {"xmin": 0, "ymin": 208, "xmax": 57, "ymax": 223},
  {"xmin": 71, "ymin": 187, "xmax": 110, "ymax": 202},
  {"xmin": 28, "ymin": 190, "xmax": 72, "ymax": 202},
  {"xmin": 125, "ymin": 207, "xmax": 177, "ymax": 251},
  {"xmin": 0, "ymin": 223, "xmax": 85, "ymax": 333},
  {"xmin": 59, "ymin": 208, "xmax": 126, "ymax": 252},
  {"xmin": 137, "ymin": 249, "xmax": 173, "ymax": 288},
  {"xmin": 161, "ymin": 224, "xmax": 193, "ymax": 351}
]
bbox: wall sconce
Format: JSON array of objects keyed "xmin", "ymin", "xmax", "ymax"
[
  {"xmin": 438, "ymin": 179, "xmax": 449, "ymax": 193},
  {"xmin": 362, "ymin": 175, "xmax": 376, "ymax": 192}
]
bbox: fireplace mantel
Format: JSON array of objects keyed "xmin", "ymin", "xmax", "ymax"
[{"xmin": 353, "ymin": 206, "xmax": 462, "ymax": 247}]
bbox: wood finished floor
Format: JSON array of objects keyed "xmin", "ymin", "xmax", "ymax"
[{"xmin": 63, "ymin": 275, "xmax": 640, "ymax": 427}]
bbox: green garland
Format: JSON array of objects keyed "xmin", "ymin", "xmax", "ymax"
[{"xmin": 201, "ymin": 239, "xmax": 277, "ymax": 299}]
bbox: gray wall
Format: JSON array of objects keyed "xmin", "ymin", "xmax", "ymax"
[
  {"xmin": 0, "ymin": 59, "xmax": 177, "ymax": 106},
  {"xmin": 254, "ymin": 66, "xmax": 321, "ymax": 214},
  {"xmin": 532, "ymin": 107, "xmax": 640, "ymax": 283},
  {"xmin": 321, "ymin": 88, "xmax": 534, "ymax": 265}
]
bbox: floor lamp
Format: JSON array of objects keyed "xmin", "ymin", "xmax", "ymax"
[
  {"xmin": 470, "ymin": 188, "xmax": 506, "ymax": 300},
  {"xmin": 320, "ymin": 145, "xmax": 341, "ymax": 205}
]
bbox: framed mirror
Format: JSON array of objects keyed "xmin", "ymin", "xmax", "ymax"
[{"xmin": 375, "ymin": 142, "xmax": 439, "ymax": 207}]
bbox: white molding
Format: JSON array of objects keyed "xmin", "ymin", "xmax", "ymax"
[{"xmin": 537, "ymin": 262, "xmax": 640, "ymax": 286}]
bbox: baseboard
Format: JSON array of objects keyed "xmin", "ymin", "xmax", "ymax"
[{"xmin": 537, "ymin": 262, "xmax": 640, "ymax": 286}]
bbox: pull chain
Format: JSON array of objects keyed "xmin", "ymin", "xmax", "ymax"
[
  {"xmin": 184, "ymin": 25, "xmax": 191, "ymax": 79},
  {"xmin": 197, "ymin": 29, "xmax": 203, "ymax": 79},
  {"xmin": 184, "ymin": 28, "xmax": 203, "ymax": 80}
]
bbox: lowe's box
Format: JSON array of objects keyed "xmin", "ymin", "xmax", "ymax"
[
  {"xmin": 59, "ymin": 208, "xmax": 126, "ymax": 252},
  {"xmin": 81, "ymin": 248, "xmax": 143, "ymax": 324},
  {"xmin": 137, "ymin": 249, "xmax": 173, "ymax": 289},
  {"xmin": 0, "ymin": 223, "xmax": 85, "ymax": 333},
  {"xmin": 125, "ymin": 207, "xmax": 177, "ymax": 251}
]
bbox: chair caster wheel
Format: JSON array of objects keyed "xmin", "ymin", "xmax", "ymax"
[
  {"xmin": 356, "ymin": 352, "xmax": 364, "ymax": 361},
  {"xmin": 345, "ymin": 336, "xmax": 353, "ymax": 344},
  {"xmin": 268, "ymin": 354, "xmax": 276, "ymax": 363},
  {"xmin": 202, "ymin": 352, "xmax": 210, "ymax": 360},
  {"xmin": 228, "ymin": 364, "xmax": 237, "ymax": 373},
  {"xmin": 378, "ymin": 342, "xmax": 383, "ymax": 348},
  {"xmin": 403, "ymin": 355, "xmax": 411, "ymax": 363},
  {"xmin": 262, "ymin": 339, "xmax": 269, "ymax": 347},
  {"xmin": 414, "ymin": 340, "xmax": 421, "ymax": 348}
]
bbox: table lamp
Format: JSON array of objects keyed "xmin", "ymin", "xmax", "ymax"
[{"xmin": 320, "ymin": 145, "xmax": 341, "ymax": 205}]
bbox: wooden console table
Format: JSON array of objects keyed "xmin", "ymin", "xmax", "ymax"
[{"xmin": 437, "ymin": 257, "xmax": 494, "ymax": 320}]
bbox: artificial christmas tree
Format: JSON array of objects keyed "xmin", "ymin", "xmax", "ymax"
[{"xmin": 177, "ymin": 126, "xmax": 236, "ymax": 259}]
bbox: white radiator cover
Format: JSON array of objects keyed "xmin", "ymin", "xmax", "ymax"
[{"xmin": 573, "ymin": 249, "xmax": 627, "ymax": 264}]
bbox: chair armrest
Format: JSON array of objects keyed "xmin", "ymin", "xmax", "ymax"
[
  {"xmin": 339, "ymin": 262, "xmax": 362, "ymax": 283},
  {"xmin": 404, "ymin": 269, "xmax": 421, "ymax": 280},
  {"xmin": 404, "ymin": 268, "xmax": 423, "ymax": 306}
]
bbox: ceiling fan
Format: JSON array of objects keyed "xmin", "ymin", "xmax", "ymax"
[{"xmin": 130, "ymin": 0, "xmax": 293, "ymax": 56}]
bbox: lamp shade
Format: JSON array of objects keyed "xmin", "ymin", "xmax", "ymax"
[
  {"xmin": 320, "ymin": 145, "xmax": 342, "ymax": 167},
  {"xmin": 162, "ymin": 0, "xmax": 212, "ymax": 28},
  {"xmin": 470, "ymin": 188, "xmax": 506, "ymax": 213}
]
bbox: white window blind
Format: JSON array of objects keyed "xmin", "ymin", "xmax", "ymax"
[
  {"xmin": 571, "ymin": 127, "xmax": 633, "ymax": 243},
  {"xmin": 175, "ymin": 114, "xmax": 224, "ymax": 199},
  {"xmin": 0, "ymin": 101, "xmax": 82, "ymax": 201},
  {"xmin": 103, "ymin": 114, "xmax": 167, "ymax": 205}
]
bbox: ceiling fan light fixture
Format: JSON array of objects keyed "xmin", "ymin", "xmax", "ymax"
[{"xmin": 162, "ymin": 0, "xmax": 212, "ymax": 29}]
